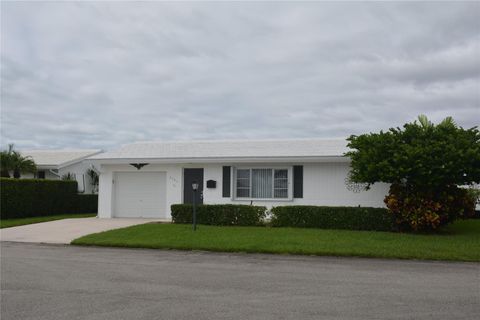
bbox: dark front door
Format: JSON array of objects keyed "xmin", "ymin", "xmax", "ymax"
[{"xmin": 184, "ymin": 168, "xmax": 204, "ymax": 204}]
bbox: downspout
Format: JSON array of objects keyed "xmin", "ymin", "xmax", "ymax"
[{"xmin": 77, "ymin": 174, "xmax": 86, "ymax": 194}]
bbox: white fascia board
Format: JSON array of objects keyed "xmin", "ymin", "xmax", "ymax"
[
  {"xmin": 36, "ymin": 165, "xmax": 60, "ymax": 170},
  {"xmin": 89, "ymin": 156, "xmax": 350, "ymax": 165},
  {"xmin": 57, "ymin": 151, "xmax": 103, "ymax": 169}
]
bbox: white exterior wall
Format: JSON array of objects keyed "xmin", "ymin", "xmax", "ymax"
[
  {"xmin": 204, "ymin": 162, "xmax": 388, "ymax": 208},
  {"xmin": 97, "ymin": 161, "xmax": 389, "ymax": 219},
  {"xmin": 21, "ymin": 161, "xmax": 99, "ymax": 194},
  {"xmin": 58, "ymin": 161, "xmax": 99, "ymax": 194}
]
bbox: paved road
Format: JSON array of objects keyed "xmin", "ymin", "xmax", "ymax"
[
  {"xmin": 0, "ymin": 218, "xmax": 163, "ymax": 244},
  {"xmin": 1, "ymin": 242, "xmax": 479, "ymax": 320}
]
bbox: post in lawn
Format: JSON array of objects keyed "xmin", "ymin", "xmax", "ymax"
[{"xmin": 192, "ymin": 181, "xmax": 199, "ymax": 231}]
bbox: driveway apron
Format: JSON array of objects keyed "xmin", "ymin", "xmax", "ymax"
[{"xmin": 0, "ymin": 218, "xmax": 164, "ymax": 244}]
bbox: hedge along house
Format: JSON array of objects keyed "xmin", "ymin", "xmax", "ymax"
[
  {"xmin": 21, "ymin": 149, "xmax": 102, "ymax": 194},
  {"xmin": 89, "ymin": 139, "xmax": 389, "ymax": 219}
]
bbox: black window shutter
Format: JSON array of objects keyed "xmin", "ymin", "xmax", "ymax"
[
  {"xmin": 222, "ymin": 166, "xmax": 231, "ymax": 197},
  {"xmin": 293, "ymin": 166, "xmax": 303, "ymax": 198}
]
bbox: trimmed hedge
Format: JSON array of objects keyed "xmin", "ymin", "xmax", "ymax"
[
  {"xmin": 171, "ymin": 204, "xmax": 267, "ymax": 226},
  {"xmin": 474, "ymin": 210, "xmax": 480, "ymax": 219},
  {"xmin": 71, "ymin": 194, "xmax": 99, "ymax": 215},
  {"xmin": 1, "ymin": 178, "xmax": 98, "ymax": 219},
  {"xmin": 270, "ymin": 206, "xmax": 394, "ymax": 231}
]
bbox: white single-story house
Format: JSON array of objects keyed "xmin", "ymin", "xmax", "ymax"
[
  {"xmin": 89, "ymin": 139, "xmax": 389, "ymax": 219},
  {"xmin": 22, "ymin": 149, "xmax": 102, "ymax": 193}
]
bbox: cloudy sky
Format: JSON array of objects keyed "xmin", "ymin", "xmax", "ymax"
[{"xmin": 1, "ymin": 1, "xmax": 479, "ymax": 150}]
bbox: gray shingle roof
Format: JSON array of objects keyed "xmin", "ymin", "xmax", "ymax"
[{"xmin": 90, "ymin": 139, "xmax": 348, "ymax": 161}]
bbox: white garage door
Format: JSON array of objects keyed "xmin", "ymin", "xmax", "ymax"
[{"xmin": 113, "ymin": 172, "xmax": 167, "ymax": 218}]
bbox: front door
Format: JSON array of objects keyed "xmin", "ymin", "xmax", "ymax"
[{"xmin": 184, "ymin": 168, "xmax": 204, "ymax": 204}]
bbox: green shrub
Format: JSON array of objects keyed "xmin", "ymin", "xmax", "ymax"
[
  {"xmin": 385, "ymin": 184, "xmax": 476, "ymax": 232},
  {"xmin": 171, "ymin": 204, "xmax": 267, "ymax": 226},
  {"xmin": 270, "ymin": 205, "xmax": 394, "ymax": 231},
  {"xmin": 71, "ymin": 194, "xmax": 98, "ymax": 215},
  {"xmin": 0, "ymin": 178, "xmax": 98, "ymax": 219}
]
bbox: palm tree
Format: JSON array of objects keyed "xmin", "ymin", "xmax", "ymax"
[
  {"xmin": 417, "ymin": 114, "xmax": 433, "ymax": 129},
  {"xmin": 439, "ymin": 116, "xmax": 457, "ymax": 128},
  {"xmin": 11, "ymin": 151, "xmax": 36, "ymax": 178},
  {"xmin": 0, "ymin": 144, "xmax": 36, "ymax": 178},
  {"xmin": 61, "ymin": 172, "xmax": 76, "ymax": 181},
  {"xmin": 0, "ymin": 145, "xmax": 14, "ymax": 177},
  {"xmin": 418, "ymin": 114, "xmax": 457, "ymax": 130},
  {"xmin": 86, "ymin": 166, "xmax": 99, "ymax": 194}
]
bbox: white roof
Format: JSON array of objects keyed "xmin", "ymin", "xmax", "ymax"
[
  {"xmin": 22, "ymin": 149, "xmax": 102, "ymax": 168},
  {"xmin": 90, "ymin": 139, "xmax": 349, "ymax": 163}
]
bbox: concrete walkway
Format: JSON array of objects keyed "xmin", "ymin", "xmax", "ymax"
[{"xmin": 0, "ymin": 217, "xmax": 164, "ymax": 244}]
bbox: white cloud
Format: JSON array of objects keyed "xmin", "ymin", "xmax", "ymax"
[{"xmin": 1, "ymin": 1, "xmax": 479, "ymax": 150}]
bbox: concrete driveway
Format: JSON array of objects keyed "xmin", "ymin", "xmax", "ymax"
[
  {"xmin": 1, "ymin": 242, "xmax": 479, "ymax": 320},
  {"xmin": 0, "ymin": 217, "xmax": 162, "ymax": 244}
]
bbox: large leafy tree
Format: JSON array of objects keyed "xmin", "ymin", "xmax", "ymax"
[
  {"xmin": 346, "ymin": 115, "xmax": 480, "ymax": 189},
  {"xmin": 0, "ymin": 144, "xmax": 37, "ymax": 178},
  {"xmin": 346, "ymin": 116, "xmax": 480, "ymax": 231}
]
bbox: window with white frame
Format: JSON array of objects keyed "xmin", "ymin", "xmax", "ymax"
[{"xmin": 235, "ymin": 168, "xmax": 289, "ymax": 199}]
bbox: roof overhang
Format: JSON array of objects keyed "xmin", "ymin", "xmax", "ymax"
[
  {"xmin": 90, "ymin": 155, "xmax": 350, "ymax": 165},
  {"xmin": 56, "ymin": 154, "xmax": 100, "ymax": 169},
  {"xmin": 33, "ymin": 151, "xmax": 102, "ymax": 169},
  {"xmin": 35, "ymin": 165, "xmax": 60, "ymax": 170}
]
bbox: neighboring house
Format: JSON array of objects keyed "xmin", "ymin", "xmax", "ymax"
[
  {"xmin": 21, "ymin": 149, "xmax": 102, "ymax": 193},
  {"xmin": 89, "ymin": 139, "xmax": 389, "ymax": 219}
]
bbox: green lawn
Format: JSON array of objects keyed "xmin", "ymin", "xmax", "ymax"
[
  {"xmin": 0, "ymin": 214, "xmax": 96, "ymax": 229},
  {"xmin": 72, "ymin": 219, "xmax": 480, "ymax": 262}
]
